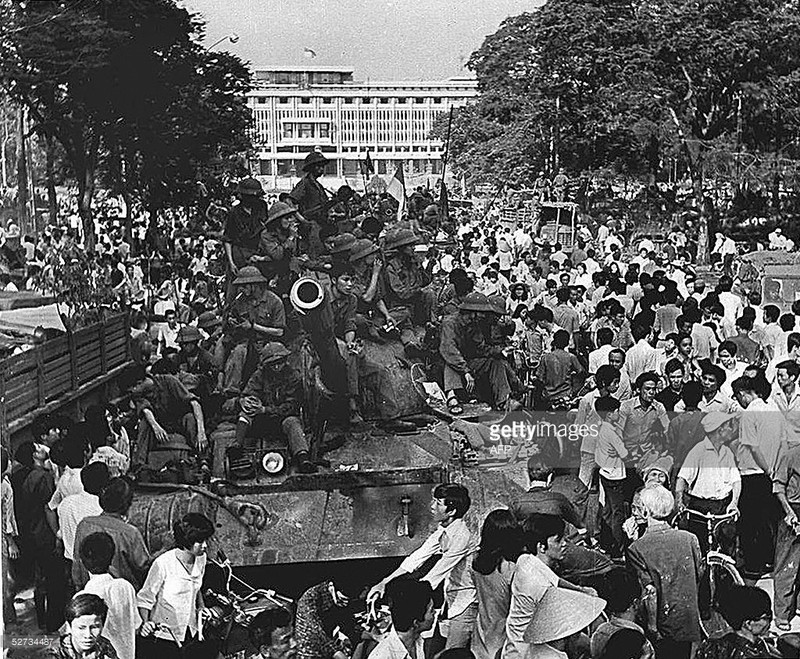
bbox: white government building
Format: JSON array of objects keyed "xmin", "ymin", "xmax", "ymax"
[{"xmin": 247, "ymin": 66, "xmax": 478, "ymax": 191}]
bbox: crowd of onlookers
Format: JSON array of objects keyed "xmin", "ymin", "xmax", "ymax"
[{"xmin": 5, "ymin": 174, "xmax": 800, "ymax": 659}]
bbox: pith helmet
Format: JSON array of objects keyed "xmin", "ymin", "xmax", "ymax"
[
  {"xmin": 233, "ymin": 265, "xmax": 269, "ymax": 286},
  {"xmin": 267, "ymin": 201, "xmax": 297, "ymax": 225},
  {"xmin": 177, "ymin": 326, "xmax": 203, "ymax": 344},
  {"xmin": 301, "ymin": 151, "xmax": 328, "ymax": 172},
  {"xmin": 349, "ymin": 238, "xmax": 380, "ymax": 263},
  {"xmin": 459, "ymin": 292, "xmax": 495, "ymax": 313},
  {"xmin": 237, "ymin": 177, "xmax": 264, "ymax": 197},
  {"xmin": 261, "ymin": 342, "xmax": 291, "ymax": 364},
  {"xmin": 384, "ymin": 228, "xmax": 419, "ymax": 251}
]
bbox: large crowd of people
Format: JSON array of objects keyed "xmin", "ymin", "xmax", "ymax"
[{"xmin": 4, "ymin": 151, "xmax": 800, "ymax": 659}]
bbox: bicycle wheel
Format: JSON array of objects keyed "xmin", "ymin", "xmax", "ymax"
[{"xmin": 708, "ymin": 551, "xmax": 745, "ymax": 614}]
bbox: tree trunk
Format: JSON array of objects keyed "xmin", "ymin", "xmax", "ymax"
[
  {"xmin": 16, "ymin": 105, "xmax": 29, "ymax": 233},
  {"xmin": 45, "ymin": 134, "xmax": 58, "ymax": 226},
  {"xmin": 77, "ymin": 133, "xmax": 99, "ymax": 251}
]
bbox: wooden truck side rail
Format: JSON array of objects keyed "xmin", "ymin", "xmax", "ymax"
[{"xmin": 0, "ymin": 313, "xmax": 131, "ymax": 443}]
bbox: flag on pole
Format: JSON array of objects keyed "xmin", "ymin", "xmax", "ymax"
[
  {"xmin": 387, "ymin": 163, "xmax": 406, "ymax": 222},
  {"xmin": 438, "ymin": 180, "xmax": 450, "ymax": 230},
  {"xmin": 360, "ymin": 151, "xmax": 374, "ymax": 176}
]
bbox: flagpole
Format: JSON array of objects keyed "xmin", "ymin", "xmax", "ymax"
[{"xmin": 436, "ymin": 106, "xmax": 455, "ymax": 236}]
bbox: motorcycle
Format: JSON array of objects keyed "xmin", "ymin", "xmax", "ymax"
[{"xmin": 202, "ymin": 549, "xmax": 293, "ymax": 659}]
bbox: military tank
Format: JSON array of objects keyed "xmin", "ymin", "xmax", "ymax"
[{"xmin": 128, "ymin": 279, "xmax": 530, "ymax": 567}]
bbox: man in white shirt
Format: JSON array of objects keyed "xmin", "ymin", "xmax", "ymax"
[
  {"xmin": 157, "ymin": 308, "xmax": 182, "ymax": 356},
  {"xmin": 78, "ymin": 531, "xmax": 141, "ymax": 659},
  {"xmin": 368, "ymin": 579, "xmax": 434, "ymax": 659},
  {"xmin": 56, "ymin": 463, "xmax": 108, "ymax": 565},
  {"xmin": 676, "ymin": 411, "xmax": 741, "ymax": 555},
  {"xmin": 771, "ymin": 359, "xmax": 800, "ymax": 447},
  {"xmin": 675, "ymin": 362, "xmax": 738, "ymax": 414},
  {"xmin": 732, "ymin": 375, "xmax": 787, "ymax": 579},
  {"xmin": 595, "ymin": 396, "xmax": 628, "ymax": 558},
  {"xmin": 717, "ymin": 277, "xmax": 743, "ymax": 325},
  {"xmin": 625, "ymin": 324, "xmax": 659, "ymax": 382},
  {"xmin": 367, "ymin": 484, "xmax": 477, "ymax": 649}
]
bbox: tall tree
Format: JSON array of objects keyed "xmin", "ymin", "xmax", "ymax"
[
  {"xmin": 443, "ymin": 0, "xmax": 800, "ymax": 258},
  {"xmin": 0, "ymin": 0, "xmax": 251, "ymax": 249}
]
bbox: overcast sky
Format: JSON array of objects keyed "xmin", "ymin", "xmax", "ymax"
[{"xmin": 183, "ymin": 0, "xmax": 543, "ymax": 81}]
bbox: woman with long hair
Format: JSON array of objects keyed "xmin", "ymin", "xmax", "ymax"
[{"xmin": 471, "ymin": 510, "xmax": 522, "ymax": 659}]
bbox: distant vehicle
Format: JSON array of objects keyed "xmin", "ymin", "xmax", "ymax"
[{"xmin": 735, "ymin": 250, "xmax": 800, "ymax": 312}]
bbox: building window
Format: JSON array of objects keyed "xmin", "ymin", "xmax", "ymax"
[
  {"xmin": 301, "ymin": 97, "xmax": 311, "ymax": 104},
  {"xmin": 322, "ymin": 98, "xmax": 333, "ymax": 104},
  {"xmin": 279, "ymin": 97, "xmax": 289, "ymax": 104},
  {"xmin": 362, "ymin": 97, "xmax": 371, "ymax": 104},
  {"xmin": 342, "ymin": 160, "xmax": 360, "ymax": 176},
  {"xmin": 415, "ymin": 97, "xmax": 425, "ymax": 104},
  {"xmin": 283, "ymin": 124, "xmax": 295, "ymax": 139},
  {"xmin": 319, "ymin": 124, "xmax": 330, "ymax": 139},
  {"xmin": 299, "ymin": 123, "xmax": 314, "ymax": 138},
  {"xmin": 380, "ymin": 98, "xmax": 389, "ymax": 104},
  {"xmin": 257, "ymin": 97, "xmax": 266, "ymax": 104},
  {"xmin": 398, "ymin": 97, "xmax": 407, "ymax": 104},
  {"xmin": 433, "ymin": 97, "xmax": 442, "ymax": 104},
  {"xmin": 259, "ymin": 159, "xmax": 271, "ymax": 175},
  {"xmin": 344, "ymin": 98, "xmax": 354, "ymax": 104}
]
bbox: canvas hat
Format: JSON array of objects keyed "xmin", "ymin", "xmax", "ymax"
[
  {"xmin": 233, "ymin": 265, "xmax": 269, "ymax": 286},
  {"xmin": 301, "ymin": 151, "xmax": 328, "ymax": 172},
  {"xmin": 267, "ymin": 201, "xmax": 297, "ymax": 225},
  {"xmin": 641, "ymin": 454, "xmax": 674, "ymax": 480},
  {"xmin": 329, "ymin": 232, "xmax": 356, "ymax": 255},
  {"xmin": 177, "ymin": 326, "xmax": 203, "ymax": 344},
  {"xmin": 237, "ymin": 177, "xmax": 264, "ymax": 197},
  {"xmin": 524, "ymin": 587, "xmax": 606, "ymax": 644},
  {"xmin": 384, "ymin": 228, "xmax": 419, "ymax": 251},
  {"xmin": 458, "ymin": 292, "xmax": 495, "ymax": 313},
  {"xmin": 261, "ymin": 342, "xmax": 291, "ymax": 364},
  {"xmin": 196, "ymin": 312, "xmax": 222, "ymax": 331},
  {"xmin": 701, "ymin": 411, "xmax": 736, "ymax": 434},
  {"xmin": 349, "ymin": 238, "xmax": 380, "ymax": 262}
]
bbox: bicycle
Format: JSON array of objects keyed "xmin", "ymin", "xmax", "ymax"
[{"xmin": 673, "ymin": 508, "xmax": 744, "ymax": 633}]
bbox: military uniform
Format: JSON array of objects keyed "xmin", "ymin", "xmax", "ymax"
[
  {"xmin": 237, "ymin": 344, "xmax": 312, "ymax": 470},
  {"xmin": 439, "ymin": 294, "xmax": 518, "ymax": 408}
]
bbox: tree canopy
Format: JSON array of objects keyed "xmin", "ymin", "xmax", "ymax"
[
  {"xmin": 441, "ymin": 0, "xmax": 800, "ymax": 192},
  {"xmin": 0, "ymin": 0, "xmax": 252, "ymax": 248}
]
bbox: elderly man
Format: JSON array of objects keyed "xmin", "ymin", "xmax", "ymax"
[
  {"xmin": 218, "ymin": 265, "xmax": 286, "ymax": 396},
  {"xmin": 627, "ymin": 486, "xmax": 703, "ymax": 659},
  {"xmin": 440, "ymin": 292, "xmax": 520, "ymax": 412},
  {"xmin": 237, "ymin": 342, "xmax": 316, "ymax": 474}
]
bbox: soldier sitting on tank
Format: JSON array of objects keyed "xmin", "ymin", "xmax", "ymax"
[
  {"xmin": 439, "ymin": 292, "xmax": 522, "ymax": 413},
  {"xmin": 120, "ymin": 363, "xmax": 208, "ymax": 467},
  {"xmin": 348, "ymin": 238, "xmax": 395, "ymax": 339},
  {"xmin": 236, "ymin": 342, "xmax": 317, "ymax": 474},
  {"xmin": 222, "ymin": 177, "xmax": 268, "ymax": 299},
  {"xmin": 298, "ymin": 231, "xmax": 356, "ymax": 278},
  {"xmin": 174, "ymin": 325, "xmax": 218, "ymax": 405},
  {"xmin": 382, "ymin": 228, "xmax": 435, "ymax": 355},
  {"xmin": 217, "ymin": 265, "xmax": 286, "ymax": 397},
  {"xmin": 249, "ymin": 200, "xmax": 300, "ymax": 295}
]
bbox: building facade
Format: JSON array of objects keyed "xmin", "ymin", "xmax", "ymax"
[{"xmin": 247, "ymin": 66, "xmax": 477, "ymax": 190}]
